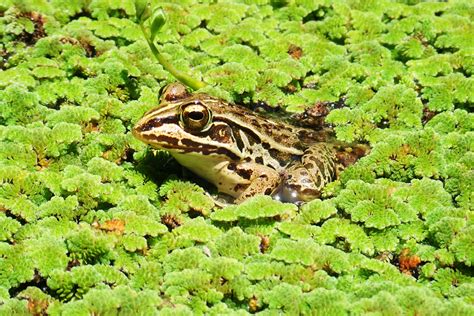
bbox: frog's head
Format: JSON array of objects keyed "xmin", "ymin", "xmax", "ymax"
[{"xmin": 132, "ymin": 83, "xmax": 242, "ymax": 161}]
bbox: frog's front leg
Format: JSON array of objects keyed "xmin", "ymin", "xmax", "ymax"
[
  {"xmin": 276, "ymin": 143, "xmax": 338, "ymax": 203},
  {"xmin": 232, "ymin": 162, "xmax": 281, "ymax": 204}
]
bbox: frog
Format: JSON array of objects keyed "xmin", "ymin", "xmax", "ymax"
[{"xmin": 132, "ymin": 83, "xmax": 367, "ymax": 203}]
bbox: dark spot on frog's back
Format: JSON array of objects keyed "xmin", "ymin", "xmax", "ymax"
[
  {"xmin": 236, "ymin": 168, "xmax": 253, "ymax": 180},
  {"xmin": 314, "ymin": 174, "xmax": 322, "ymax": 188},
  {"xmin": 315, "ymin": 158, "xmax": 327, "ymax": 174}
]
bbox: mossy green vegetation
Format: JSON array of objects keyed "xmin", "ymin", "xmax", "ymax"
[{"xmin": 0, "ymin": 0, "xmax": 473, "ymax": 314}]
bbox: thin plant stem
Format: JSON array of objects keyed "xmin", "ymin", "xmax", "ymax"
[{"xmin": 139, "ymin": 24, "xmax": 206, "ymax": 90}]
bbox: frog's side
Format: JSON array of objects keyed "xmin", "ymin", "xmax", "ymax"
[{"xmin": 133, "ymin": 83, "xmax": 367, "ymax": 203}]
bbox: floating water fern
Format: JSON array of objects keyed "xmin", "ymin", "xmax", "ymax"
[
  {"xmin": 135, "ymin": 0, "xmax": 206, "ymax": 90},
  {"xmin": 0, "ymin": 0, "xmax": 473, "ymax": 314}
]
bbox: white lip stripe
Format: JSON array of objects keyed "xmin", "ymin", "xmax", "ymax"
[{"xmin": 140, "ymin": 123, "xmax": 243, "ymax": 159}]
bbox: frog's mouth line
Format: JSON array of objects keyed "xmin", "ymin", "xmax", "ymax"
[
  {"xmin": 133, "ymin": 115, "xmax": 178, "ymax": 134},
  {"xmin": 138, "ymin": 132, "xmax": 242, "ymax": 161}
]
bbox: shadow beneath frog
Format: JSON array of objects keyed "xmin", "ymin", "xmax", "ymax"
[
  {"xmin": 134, "ymin": 148, "xmax": 220, "ymax": 197},
  {"xmin": 133, "ymin": 149, "xmax": 181, "ymax": 185}
]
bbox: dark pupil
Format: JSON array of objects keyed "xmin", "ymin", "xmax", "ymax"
[{"xmin": 188, "ymin": 111, "xmax": 204, "ymax": 121}]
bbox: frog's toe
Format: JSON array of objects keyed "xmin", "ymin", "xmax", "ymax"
[{"xmin": 273, "ymin": 183, "xmax": 320, "ymax": 203}]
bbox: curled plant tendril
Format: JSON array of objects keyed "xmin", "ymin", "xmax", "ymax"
[{"xmin": 135, "ymin": 1, "xmax": 206, "ymax": 90}]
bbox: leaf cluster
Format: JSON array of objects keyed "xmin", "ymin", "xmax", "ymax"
[{"xmin": 0, "ymin": 0, "xmax": 473, "ymax": 314}]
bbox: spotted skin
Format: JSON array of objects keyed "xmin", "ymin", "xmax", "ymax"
[
  {"xmin": 133, "ymin": 83, "xmax": 369, "ymax": 203},
  {"xmin": 276, "ymin": 143, "xmax": 338, "ymax": 202},
  {"xmin": 233, "ymin": 163, "xmax": 281, "ymax": 204}
]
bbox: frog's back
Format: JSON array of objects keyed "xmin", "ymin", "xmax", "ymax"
[{"xmin": 201, "ymin": 96, "xmax": 328, "ymax": 150}]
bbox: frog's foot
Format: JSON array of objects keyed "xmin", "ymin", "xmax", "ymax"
[
  {"xmin": 207, "ymin": 192, "xmax": 233, "ymax": 208},
  {"xmin": 234, "ymin": 163, "xmax": 281, "ymax": 204},
  {"xmin": 275, "ymin": 143, "xmax": 338, "ymax": 203}
]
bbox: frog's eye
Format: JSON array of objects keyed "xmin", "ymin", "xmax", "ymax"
[{"xmin": 180, "ymin": 103, "xmax": 212, "ymax": 132}]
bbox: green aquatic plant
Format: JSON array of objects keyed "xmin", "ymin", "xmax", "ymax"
[
  {"xmin": 0, "ymin": 0, "xmax": 473, "ymax": 314},
  {"xmin": 135, "ymin": 0, "xmax": 206, "ymax": 90}
]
